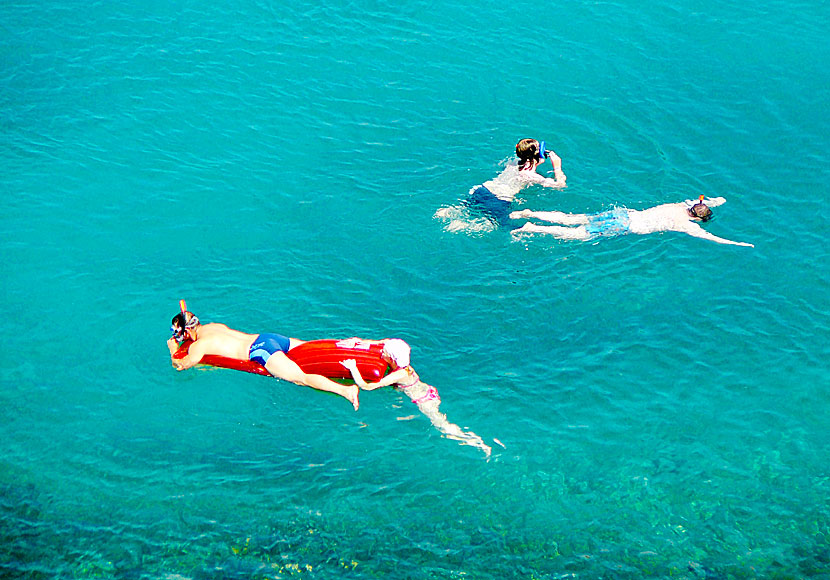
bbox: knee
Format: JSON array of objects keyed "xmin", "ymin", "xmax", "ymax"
[
  {"xmin": 291, "ymin": 373, "xmax": 313, "ymax": 387},
  {"xmin": 277, "ymin": 369, "xmax": 308, "ymax": 385}
]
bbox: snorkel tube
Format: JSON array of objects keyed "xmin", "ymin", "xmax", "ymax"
[
  {"xmin": 538, "ymin": 140, "xmax": 548, "ymax": 160},
  {"xmin": 170, "ymin": 299, "xmax": 188, "ymax": 342}
]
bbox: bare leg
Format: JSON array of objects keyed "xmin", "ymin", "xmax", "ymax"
[
  {"xmin": 509, "ymin": 209, "xmax": 589, "ymax": 225},
  {"xmin": 418, "ymin": 402, "xmax": 492, "ymax": 458},
  {"xmin": 511, "ymin": 222, "xmax": 591, "ymax": 240},
  {"xmin": 266, "ymin": 352, "xmax": 360, "ymax": 410}
]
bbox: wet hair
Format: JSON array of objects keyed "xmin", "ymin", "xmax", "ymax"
[
  {"xmin": 689, "ymin": 202, "xmax": 713, "ymax": 222},
  {"xmin": 171, "ymin": 312, "xmax": 186, "ymax": 333},
  {"xmin": 515, "ymin": 138, "xmax": 540, "ymax": 170}
]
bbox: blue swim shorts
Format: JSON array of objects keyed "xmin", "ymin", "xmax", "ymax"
[
  {"xmin": 585, "ymin": 208, "xmax": 631, "ymax": 238},
  {"xmin": 465, "ymin": 185, "xmax": 521, "ymax": 228},
  {"xmin": 249, "ymin": 333, "xmax": 291, "ymax": 366}
]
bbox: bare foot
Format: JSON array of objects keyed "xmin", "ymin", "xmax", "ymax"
[
  {"xmin": 511, "ymin": 222, "xmax": 537, "ymax": 236},
  {"xmin": 509, "ymin": 209, "xmax": 533, "ymax": 219},
  {"xmin": 347, "ymin": 384, "xmax": 360, "ymax": 411}
]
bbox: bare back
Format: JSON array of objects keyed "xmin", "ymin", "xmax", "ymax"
[
  {"xmin": 483, "ymin": 163, "xmax": 555, "ymax": 201},
  {"xmin": 628, "ymin": 203, "xmax": 699, "ymax": 235},
  {"xmin": 190, "ymin": 323, "xmax": 259, "ymax": 361}
]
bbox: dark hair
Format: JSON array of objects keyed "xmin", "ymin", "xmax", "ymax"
[
  {"xmin": 689, "ymin": 202, "xmax": 713, "ymax": 222},
  {"xmin": 171, "ymin": 312, "xmax": 186, "ymax": 331},
  {"xmin": 172, "ymin": 311, "xmax": 199, "ymax": 332},
  {"xmin": 515, "ymin": 138, "xmax": 540, "ymax": 170}
]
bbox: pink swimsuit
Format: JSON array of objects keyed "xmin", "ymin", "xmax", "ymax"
[
  {"xmin": 411, "ymin": 385, "xmax": 440, "ymax": 405},
  {"xmin": 399, "ymin": 370, "xmax": 441, "ymax": 404}
]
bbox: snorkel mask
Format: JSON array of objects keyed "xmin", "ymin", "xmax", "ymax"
[
  {"xmin": 170, "ymin": 299, "xmax": 199, "ymax": 341},
  {"xmin": 688, "ymin": 195, "xmax": 713, "ymax": 222},
  {"xmin": 537, "ymin": 140, "xmax": 548, "ymax": 160},
  {"xmin": 170, "ymin": 323, "xmax": 186, "ymax": 342}
]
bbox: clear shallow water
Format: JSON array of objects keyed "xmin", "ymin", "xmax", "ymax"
[{"xmin": 2, "ymin": 1, "xmax": 828, "ymax": 578}]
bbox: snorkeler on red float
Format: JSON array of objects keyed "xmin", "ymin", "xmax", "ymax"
[
  {"xmin": 167, "ymin": 300, "xmax": 360, "ymax": 410},
  {"xmin": 340, "ymin": 338, "xmax": 494, "ymax": 458}
]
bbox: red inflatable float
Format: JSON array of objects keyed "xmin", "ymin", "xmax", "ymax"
[{"xmin": 172, "ymin": 338, "xmax": 389, "ymax": 382}]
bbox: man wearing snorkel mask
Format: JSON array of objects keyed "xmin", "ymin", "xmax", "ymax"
[
  {"xmin": 510, "ymin": 196, "xmax": 754, "ymax": 247},
  {"xmin": 167, "ymin": 311, "xmax": 360, "ymax": 410},
  {"xmin": 435, "ymin": 138, "xmax": 566, "ymax": 231}
]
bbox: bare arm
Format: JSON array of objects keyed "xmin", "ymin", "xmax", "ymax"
[
  {"xmin": 530, "ymin": 171, "xmax": 567, "ymax": 190},
  {"xmin": 539, "ymin": 176, "xmax": 566, "ymax": 189},
  {"xmin": 171, "ymin": 340, "xmax": 205, "ymax": 370},
  {"xmin": 364, "ymin": 369, "xmax": 410, "ymax": 390},
  {"xmin": 683, "ymin": 224, "xmax": 754, "ymax": 247},
  {"xmin": 340, "ymin": 359, "xmax": 408, "ymax": 390},
  {"xmin": 521, "ymin": 154, "xmax": 567, "ymax": 189},
  {"xmin": 545, "ymin": 151, "xmax": 567, "ymax": 188},
  {"xmin": 684, "ymin": 196, "xmax": 727, "ymax": 208}
]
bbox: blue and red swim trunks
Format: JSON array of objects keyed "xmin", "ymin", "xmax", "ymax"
[{"xmin": 249, "ymin": 333, "xmax": 291, "ymax": 366}]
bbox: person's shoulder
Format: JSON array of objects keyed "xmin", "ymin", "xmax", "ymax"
[
  {"xmin": 202, "ymin": 322, "xmax": 232, "ymax": 334},
  {"xmin": 517, "ymin": 168, "xmax": 544, "ymax": 182},
  {"xmin": 491, "ymin": 162, "xmax": 519, "ymax": 178},
  {"xmin": 650, "ymin": 203, "xmax": 687, "ymax": 216}
]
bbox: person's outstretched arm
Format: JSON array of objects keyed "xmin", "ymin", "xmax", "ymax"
[
  {"xmin": 684, "ymin": 224, "xmax": 754, "ymax": 247},
  {"xmin": 685, "ymin": 196, "xmax": 727, "ymax": 208}
]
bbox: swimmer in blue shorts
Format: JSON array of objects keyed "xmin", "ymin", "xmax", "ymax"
[
  {"xmin": 435, "ymin": 138, "xmax": 567, "ymax": 232},
  {"xmin": 248, "ymin": 333, "xmax": 291, "ymax": 366},
  {"xmin": 510, "ymin": 197, "xmax": 754, "ymax": 247},
  {"xmin": 167, "ymin": 311, "xmax": 360, "ymax": 410}
]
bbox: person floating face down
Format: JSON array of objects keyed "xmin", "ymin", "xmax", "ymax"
[
  {"xmin": 340, "ymin": 338, "xmax": 494, "ymax": 458},
  {"xmin": 511, "ymin": 196, "xmax": 754, "ymax": 247},
  {"xmin": 167, "ymin": 308, "xmax": 360, "ymax": 410}
]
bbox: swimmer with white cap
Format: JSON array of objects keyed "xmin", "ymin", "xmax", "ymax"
[{"xmin": 340, "ymin": 337, "xmax": 494, "ymax": 458}]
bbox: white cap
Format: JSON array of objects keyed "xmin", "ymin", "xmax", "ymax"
[{"xmin": 383, "ymin": 339, "xmax": 411, "ymax": 368}]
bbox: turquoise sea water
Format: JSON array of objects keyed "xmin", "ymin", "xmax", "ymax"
[{"xmin": 2, "ymin": 1, "xmax": 829, "ymax": 578}]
